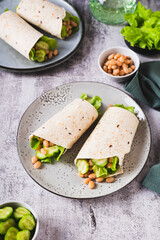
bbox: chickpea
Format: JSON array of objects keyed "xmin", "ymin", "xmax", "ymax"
[
  {"xmin": 32, "ymin": 156, "xmax": 38, "ymax": 164},
  {"xmin": 107, "ymin": 69, "xmax": 112, "ymax": 74},
  {"xmin": 125, "ymin": 59, "xmax": 130, "ymax": 65},
  {"xmin": 49, "ymin": 142, "xmax": 54, "ymax": 147},
  {"xmin": 88, "ymin": 181, "xmax": 95, "ymax": 189},
  {"xmin": 123, "ymin": 66, "xmax": 130, "ymax": 74},
  {"xmin": 34, "ymin": 161, "xmax": 41, "ymax": 169},
  {"xmin": 108, "ymin": 104, "xmax": 114, "ymax": 107},
  {"xmin": 116, "ymin": 60, "xmax": 122, "ymax": 67},
  {"xmin": 119, "ymin": 69, "xmax": 125, "ymax": 76},
  {"xmin": 36, "ymin": 145, "xmax": 41, "ymax": 151},
  {"xmin": 78, "ymin": 172, "xmax": 84, "ymax": 178},
  {"xmin": 84, "ymin": 172, "xmax": 90, "ymax": 178},
  {"xmin": 107, "ymin": 163, "xmax": 112, "ymax": 168},
  {"xmin": 128, "ymin": 68, "xmax": 133, "ymax": 74},
  {"xmin": 108, "ymin": 53, "xmax": 115, "ymax": 60},
  {"xmin": 118, "ymin": 55, "xmax": 125, "ymax": 63},
  {"xmin": 131, "ymin": 65, "xmax": 135, "ymax": 70},
  {"xmin": 39, "ymin": 138, "xmax": 44, "ymax": 142},
  {"xmin": 106, "ymin": 177, "xmax": 115, "ymax": 183},
  {"xmin": 89, "ymin": 159, "xmax": 93, "ymax": 166},
  {"xmin": 125, "ymin": 56, "xmax": 131, "ymax": 60},
  {"xmin": 96, "ymin": 177, "xmax": 104, "ymax": 182},
  {"xmin": 43, "ymin": 140, "xmax": 49, "ymax": 148},
  {"xmin": 88, "ymin": 173, "xmax": 96, "ymax": 179},
  {"xmin": 112, "ymin": 65, "xmax": 117, "ymax": 70},
  {"xmin": 41, "ymin": 148, "xmax": 47, "ymax": 155},
  {"xmin": 84, "ymin": 178, "xmax": 91, "ymax": 185},
  {"xmin": 108, "ymin": 65, "xmax": 112, "ymax": 70},
  {"xmin": 53, "ymin": 49, "xmax": 58, "ymax": 56}
]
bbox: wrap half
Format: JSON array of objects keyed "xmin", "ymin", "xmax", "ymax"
[
  {"xmin": 17, "ymin": 0, "xmax": 79, "ymax": 39},
  {"xmin": 30, "ymin": 95, "xmax": 102, "ymax": 165},
  {"xmin": 0, "ymin": 10, "xmax": 58, "ymax": 62},
  {"xmin": 75, "ymin": 106, "xmax": 139, "ymax": 179}
]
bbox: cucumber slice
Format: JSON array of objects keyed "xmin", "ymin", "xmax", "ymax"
[
  {"xmin": 35, "ymin": 41, "xmax": 49, "ymax": 51},
  {"xmin": 13, "ymin": 208, "xmax": 31, "ymax": 221},
  {"xmin": 36, "ymin": 146, "xmax": 59, "ymax": 159},
  {"xmin": 18, "ymin": 215, "xmax": 35, "ymax": 231},
  {"xmin": 92, "ymin": 158, "xmax": 108, "ymax": 167},
  {"xmin": 0, "ymin": 219, "xmax": 16, "ymax": 235},
  {"xmin": 61, "ymin": 25, "xmax": 67, "ymax": 38},
  {"xmin": 0, "ymin": 207, "xmax": 13, "ymax": 221},
  {"xmin": 35, "ymin": 50, "xmax": 46, "ymax": 63},
  {"xmin": 76, "ymin": 160, "xmax": 89, "ymax": 174},
  {"xmin": 4, "ymin": 227, "xmax": 18, "ymax": 240},
  {"xmin": 16, "ymin": 230, "xmax": 30, "ymax": 240}
]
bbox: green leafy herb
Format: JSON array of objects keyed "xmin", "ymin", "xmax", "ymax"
[
  {"xmin": 114, "ymin": 104, "xmax": 135, "ymax": 114},
  {"xmin": 121, "ymin": 2, "xmax": 160, "ymax": 50},
  {"xmin": 30, "ymin": 136, "xmax": 40, "ymax": 150}
]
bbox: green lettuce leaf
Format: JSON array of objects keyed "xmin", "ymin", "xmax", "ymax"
[
  {"xmin": 39, "ymin": 36, "xmax": 57, "ymax": 51},
  {"xmin": 41, "ymin": 158, "xmax": 52, "ymax": 164},
  {"xmin": 92, "ymin": 165, "xmax": 107, "ymax": 178},
  {"xmin": 81, "ymin": 93, "xmax": 102, "ymax": 115},
  {"xmin": 111, "ymin": 156, "xmax": 118, "ymax": 172},
  {"xmin": 30, "ymin": 136, "xmax": 40, "ymax": 150},
  {"xmin": 114, "ymin": 104, "xmax": 135, "ymax": 114},
  {"xmin": 53, "ymin": 146, "xmax": 65, "ymax": 161}
]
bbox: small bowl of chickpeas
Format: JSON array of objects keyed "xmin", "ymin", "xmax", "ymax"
[{"xmin": 98, "ymin": 46, "xmax": 140, "ymax": 83}]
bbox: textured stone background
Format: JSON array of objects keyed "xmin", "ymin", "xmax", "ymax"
[{"xmin": 0, "ymin": 0, "xmax": 160, "ymax": 239}]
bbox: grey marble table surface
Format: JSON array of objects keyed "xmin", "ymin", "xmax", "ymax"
[{"xmin": 0, "ymin": 0, "xmax": 160, "ymax": 239}]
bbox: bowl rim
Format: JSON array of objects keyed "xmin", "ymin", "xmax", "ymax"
[
  {"xmin": 0, "ymin": 201, "xmax": 39, "ymax": 240},
  {"xmin": 98, "ymin": 46, "xmax": 140, "ymax": 79}
]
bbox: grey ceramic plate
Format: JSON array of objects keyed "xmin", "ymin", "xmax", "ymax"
[
  {"xmin": 0, "ymin": 0, "xmax": 84, "ymax": 72},
  {"xmin": 17, "ymin": 82, "xmax": 151, "ymax": 199}
]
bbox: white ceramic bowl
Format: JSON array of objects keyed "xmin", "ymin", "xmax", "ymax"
[
  {"xmin": 0, "ymin": 201, "xmax": 39, "ymax": 240},
  {"xmin": 98, "ymin": 46, "xmax": 140, "ymax": 83}
]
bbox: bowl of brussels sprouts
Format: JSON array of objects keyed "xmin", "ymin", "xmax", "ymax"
[{"xmin": 0, "ymin": 201, "xmax": 39, "ymax": 240}]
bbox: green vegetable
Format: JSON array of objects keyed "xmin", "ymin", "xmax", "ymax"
[
  {"xmin": 121, "ymin": 2, "xmax": 160, "ymax": 50},
  {"xmin": 0, "ymin": 219, "xmax": 16, "ymax": 235},
  {"xmin": 40, "ymin": 36, "xmax": 57, "ymax": 51},
  {"xmin": 16, "ymin": 230, "xmax": 30, "ymax": 240},
  {"xmin": 13, "ymin": 208, "xmax": 31, "ymax": 221},
  {"xmin": 35, "ymin": 50, "xmax": 46, "ymax": 63},
  {"xmin": 41, "ymin": 158, "xmax": 52, "ymax": 164},
  {"xmin": 76, "ymin": 160, "xmax": 89, "ymax": 174},
  {"xmin": 61, "ymin": 25, "xmax": 67, "ymax": 38},
  {"xmin": 92, "ymin": 165, "xmax": 107, "ymax": 178},
  {"xmin": 70, "ymin": 16, "xmax": 79, "ymax": 34},
  {"xmin": 30, "ymin": 136, "xmax": 40, "ymax": 150},
  {"xmin": 15, "ymin": 6, "xmax": 18, "ymax": 13},
  {"xmin": 35, "ymin": 41, "xmax": 49, "ymax": 51},
  {"xmin": 4, "ymin": 227, "xmax": 18, "ymax": 240},
  {"xmin": 0, "ymin": 207, "xmax": 13, "ymax": 221},
  {"xmin": 92, "ymin": 158, "xmax": 108, "ymax": 167},
  {"xmin": 36, "ymin": 145, "xmax": 65, "ymax": 161},
  {"xmin": 111, "ymin": 156, "xmax": 118, "ymax": 172},
  {"xmin": 63, "ymin": 12, "xmax": 71, "ymax": 21},
  {"xmin": 18, "ymin": 215, "xmax": 35, "ymax": 231},
  {"xmin": 29, "ymin": 49, "xmax": 36, "ymax": 61},
  {"xmin": 80, "ymin": 93, "xmax": 102, "ymax": 114},
  {"xmin": 114, "ymin": 104, "xmax": 135, "ymax": 114},
  {"xmin": 4, "ymin": 9, "xmax": 9, "ymax": 12}
]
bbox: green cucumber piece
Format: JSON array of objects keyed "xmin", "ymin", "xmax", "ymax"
[
  {"xmin": 39, "ymin": 36, "xmax": 57, "ymax": 51},
  {"xmin": 0, "ymin": 207, "xmax": 13, "ymax": 221},
  {"xmin": 16, "ymin": 230, "xmax": 30, "ymax": 240},
  {"xmin": 61, "ymin": 25, "xmax": 67, "ymax": 38},
  {"xmin": 41, "ymin": 158, "xmax": 52, "ymax": 164},
  {"xmin": 35, "ymin": 41, "xmax": 49, "ymax": 51},
  {"xmin": 36, "ymin": 146, "xmax": 59, "ymax": 159},
  {"xmin": 18, "ymin": 214, "xmax": 35, "ymax": 231},
  {"xmin": 92, "ymin": 158, "xmax": 108, "ymax": 167},
  {"xmin": 13, "ymin": 208, "xmax": 31, "ymax": 221},
  {"xmin": 0, "ymin": 219, "xmax": 16, "ymax": 235},
  {"xmin": 76, "ymin": 160, "xmax": 89, "ymax": 174},
  {"xmin": 29, "ymin": 49, "xmax": 36, "ymax": 61},
  {"xmin": 35, "ymin": 50, "xmax": 46, "ymax": 63},
  {"xmin": 4, "ymin": 227, "xmax": 18, "ymax": 240}
]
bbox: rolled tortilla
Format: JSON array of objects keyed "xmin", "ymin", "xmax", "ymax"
[
  {"xmin": 75, "ymin": 107, "xmax": 139, "ymax": 176},
  {"xmin": 31, "ymin": 98, "xmax": 98, "ymax": 149},
  {"xmin": 17, "ymin": 0, "xmax": 70, "ymax": 39},
  {"xmin": 0, "ymin": 10, "xmax": 43, "ymax": 59}
]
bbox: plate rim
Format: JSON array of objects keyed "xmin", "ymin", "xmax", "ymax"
[
  {"xmin": 0, "ymin": 0, "xmax": 85, "ymax": 73},
  {"xmin": 16, "ymin": 81, "xmax": 152, "ymax": 199}
]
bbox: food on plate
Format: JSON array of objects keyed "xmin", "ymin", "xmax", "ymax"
[
  {"xmin": 30, "ymin": 94, "xmax": 102, "ymax": 168},
  {"xmin": 121, "ymin": 2, "xmax": 160, "ymax": 50},
  {"xmin": 0, "ymin": 10, "xmax": 58, "ymax": 62},
  {"xmin": 102, "ymin": 53, "xmax": 135, "ymax": 76},
  {"xmin": 16, "ymin": 0, "xmax": 79, "ymax": 39},
  {"xmin": 0, "ymin": 206, "xmax": 36, "ymax": 239},
  {"xmin": 75, "ymin": 104, "xmax": 139, "ymax": 189}
]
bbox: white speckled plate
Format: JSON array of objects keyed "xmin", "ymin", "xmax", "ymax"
[
  {"xmin": 17, "ymin": 82, "xmax": 151, "ymax": 199},
  {"xmin": 0, "ymin": 0, "xmax": 84, "ymax": 73}
]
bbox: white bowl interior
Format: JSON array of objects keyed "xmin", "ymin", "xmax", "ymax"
[
  {"xmin": 0, "ymin": 201, "xmax": 39, "ymax": 240},
  {"xmin": 98, "ymin": 46, "xmax": 140, "ymax": 78}
]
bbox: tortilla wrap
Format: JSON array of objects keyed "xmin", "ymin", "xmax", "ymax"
[
  {"xmin": 17, "ymin": 0, "xmax": 66, "ymax": 39},
  {"xmin": 0, "ymin": 11, "xmax": 43, "ymax": 59},
  {"xmin": 31, "ymin": 98, "xmax": 98, "ymax": 149},
  {"xmin": 75, "ymin": 107, "xmax": 139, "ymax": 175}
]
